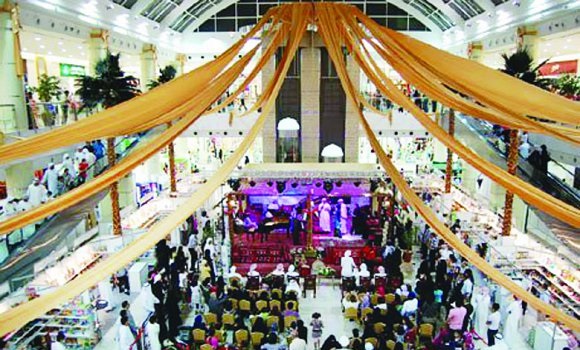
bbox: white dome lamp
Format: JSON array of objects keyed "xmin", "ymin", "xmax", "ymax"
[
  {"xmin": 321, "ymin": 143, "xmax": 344, "ymax": 163},
  {"xmin": 277, "ymin": 117, "xmax": 300, "ymax": 138}
]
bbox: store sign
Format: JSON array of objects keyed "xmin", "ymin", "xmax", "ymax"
[
  {"xmin": 59, "ymin": 63, "xmax": 86, "ymax": 77},
  {"xmin": 539, "ymin": 60, "xmax": 578, "ymax": 76}
]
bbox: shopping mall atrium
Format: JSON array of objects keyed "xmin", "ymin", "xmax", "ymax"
[{"xmin": 0, "ymin": 0, "xmax": 579, "ymax": 349}]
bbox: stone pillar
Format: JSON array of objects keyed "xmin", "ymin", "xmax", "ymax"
[
  {"xmin": 0, "ymin": 1, "xmax": 27, "ymax": 132},
  {"xmin": 5, "ymin": 161, "xmax": 33, "ymax": 198},
  {"xmin": 467, "ymin": 41, "xmax": 484, "ymax": 63},
  {"xmin": 175, "ymin": 53, "xmax": 187, "ymax": 76},
  {"xmin": 444, "ymin": 110, "xmax": 455, "ymax": 193},
  {"xmin": 144, "ymin": 152, "xmax": 167, "ymax": 189},
  {"xmin": 516, "ymin": 25, "xmax": 539, "ymax": 60},
  {"xmin": 140, "ymin": 43, "xmax": 157, "ymax": 92},
  {"xmin": 118, "ymin": 173, "xmax": 135, "ymax": 210},
  {"xmin": 261, "ymin": 45, "xmax": 277, "ymax": 163},
  {"xmin": 345, "ymin": 54, "xmax": 360, "ymax": 163},
  {"xmin": 88, "ymin": 29, "xmax": 108, "ymax": 75},
  {"xmin": 300, "ymin": 46, "xmax": 320, "ymax": 162}
]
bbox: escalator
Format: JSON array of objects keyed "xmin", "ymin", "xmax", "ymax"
[
  {"xmin": 0, "ymin": 129, "xmax": 160, "ymax": 288},
  {"xmin": 453, "ymin": 114, "xmax": 580, "ymax": 254}
]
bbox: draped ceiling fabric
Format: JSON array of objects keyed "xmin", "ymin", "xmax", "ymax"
[
  {"xmin": 0, "ymin": 11, "xmax": 292, "ymax": 236},
  {"xmin": 0, "ymin": 3, "xmax": 310, "ymax": 335},
  {"xmin": 1, "ymin": 2, "xmax": 579, "ymax": 335},
  {"xmin": 312, "ymin": 3, "xmax": 580, "ymax": 331}
]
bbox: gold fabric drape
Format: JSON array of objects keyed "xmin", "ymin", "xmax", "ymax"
[
  {"xmin": 0, "ymin": 44, "xmax": 262, "ymax": 236},
  {"xmin": 0, "ymin": 4, "xmax": 310, "ymax": 335},
  {"xmin": 335, "ymin": 7, "xmax": 580, "ymax": 228},
  {"xmin": 347, "ymin": 7, "xmax": 580, "ymax": 144},
  {"xmin": 0, "ymin": 10, "xmax": 296, "ymax": 235},
  {"xmin": 313, "ymin": 3, "xmax": 580, "ymax": 331},
  {"xmin": 386, "ymin": 28, "xmax": 580, "ymax": 126},
  {"xmin": 0, "ymin": 9, "xmax": 277, "ymax": 164}
]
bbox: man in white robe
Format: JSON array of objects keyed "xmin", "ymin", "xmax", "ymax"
[
  {"xmin": 42, "ymin": 163, "xmax": 59, "ymax": 195},
  {"xmin": 318, "ymin": 198, "xmax": 331, "ymax": 232},
  {"xmin": 61, "ymin": 153, "xmax": 76, "ymax": 177},
  {"xmin": 27, "ymin": 178, "xmax": 48, "ymax": 207}
]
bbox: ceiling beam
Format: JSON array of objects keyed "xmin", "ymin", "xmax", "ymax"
[
  {"xmin": 474, "ymin": 0, "xmax": 496, "ymax": 13},
  {"xmin": 185, "ymin": 0, "xmax": 443, "ymax": 34},
  {"xmin": 131, "ymin": 0, "xmax": 152, "ymax": 16},
  {"xmin": 427, "ymin": 0, "xmax": 465, "ymax": 27},
  {"xmin": 161, "ymin": 0, "xmax": 200, "ymax": 26}
]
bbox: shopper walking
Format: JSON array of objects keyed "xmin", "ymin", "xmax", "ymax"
[
  {"xmin": 119, "ymin": 316, "xmax": 135, "ymax": 349},
  {"xmin": 310, "ymin": 312, "xmax": 324, "ymax": 350},
  {"xmin": 486, "ymin": 303, "xmax": 500, "ymax": 347},
  {"xmin": 147, "ymin": 314, "xmax": 162, "ymax": 350}
]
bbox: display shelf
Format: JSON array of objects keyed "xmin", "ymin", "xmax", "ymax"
[
  {"xmin": 523, "ymin": 267, "xmax": 580, "ymax": 318},
  {"xmin": 8, "ymin": 295, "xmax": 101, "ymax": 348}
]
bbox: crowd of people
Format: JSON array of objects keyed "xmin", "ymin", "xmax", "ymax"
[
  {"xmin": 73, "ymin": 182, "xmax": 521, "ymax": 350},
  {"xmin": 0, "ymin": 141, "xmax": 104, "ymax": 253}
]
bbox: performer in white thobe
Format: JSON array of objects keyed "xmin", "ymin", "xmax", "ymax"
[
  {"xmin": 42, "ymin": 163, "xmax": 59, "ymax": 195},
  {"xmin": 338, "ymin": 199, "xmax": 349, "ymax": 236},
  {"xmin": 341, "ymin": 250, "xmax": 356, "ymax": 278},
  {"xmin": 26, "ymin": 178, "xmax": 48, "ymax": 207},
  {"xmin": 503, "ymin": 296, "xmax": 522, "ymax": 347},
  {"xmin": 317, "ymin": 198, "xmax": 331, "ymax": 232}
]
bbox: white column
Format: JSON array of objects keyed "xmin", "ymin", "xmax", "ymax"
[
  {"xmin": 261, "ymin": 44, "xmax": 277, "ymax": 163},
  {"xmin": 516, "ymin": 25, "xmax": 539, "ymax": 61},
  {"xmin": 140, "ymin": 43, "xmax": 157, "ymax": 91},
  {"xmin": 88, "ymin": 29, "xmax": 108, "ymax": 76},
  {"xmin": 345, "ymin": 54, "xmax": 360, "ymax": 163},
  {"xmin": 118, "ymin": 173, "xmax": 136, "ymax": 210},
  {"xmin": 467, "ymin": 41, "xmax": 484, "ymax": 63},
  {"xmin": 300, "ymin": 47, "xmax": 320, "ymax": 163},
  {"xmin": 0, "ymin": 1, "xmax": 27, "ymax": 131},
  {"xmin": 174, "ymin": 53, "xmax": 187, "ymax": 76}
]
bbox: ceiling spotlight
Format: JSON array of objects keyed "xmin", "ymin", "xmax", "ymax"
[
  {"xmin": 106, "ymin": 4, "xmax": 114, "ymax": 10},
  {"xmin": 40, "ymin": 44, "xmax": 45, "ymax": 49},
  {"xmin": 512, "ymin": 0, "xmax": 521, "ymax": 7},
  {"xmin": 47, "ymin": 51, "xmax": 52, "ymax": 55},
  {"xmin": 153, "ymin": 24, "xmax": 160, "ymax": 30},
  {"xmin": 35, "ymin": 37, "xmax": 41, "ymax": 41}
]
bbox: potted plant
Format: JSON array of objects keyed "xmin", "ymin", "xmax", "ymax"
[
  {"xmin": 554, "ymin": 74, "xmax": 580, "ymax": 100},
  {"xmin": 32, "ymin": 74, "xmax": 62, "ymax": 126},
  {"xmin": 75, "ymin": 52, "xmax": 140, "ymax": 235},
  {"xmin": 147, "ymin": 65, "xmax": 177, "ymax": 90}
]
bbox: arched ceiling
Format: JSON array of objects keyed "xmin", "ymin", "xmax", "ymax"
[{"xmin": 110, "ymin": 0, "xmax": 512, "ymax": 34}]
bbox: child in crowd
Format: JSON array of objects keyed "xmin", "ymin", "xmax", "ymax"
[{"xmin": 310, "ymin": 312, "xmax": 324, "ymax": 350}]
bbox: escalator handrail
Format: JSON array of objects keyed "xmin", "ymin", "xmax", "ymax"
[{"xmin": 456, "ymin": 115, "xmax": 580, "ymax": 208}]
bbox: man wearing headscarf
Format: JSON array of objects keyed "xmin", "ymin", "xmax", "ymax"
[
  {"xmin": 82, "ymin": 148, "xmax": 97, "ymax": 179},
  {"xmin": 42, "ymin": 163, "xmax": 59, "ymax": 195},
  {"xmin": 74, "ymin": 147, "xmax": 84, "ymax": 165},
  {"xmin": 341, "ymin": 250, "xmax": 356, "ymax": 278},
  {"xmin": 61, "ymin": 154, "xmax": 76, "ymax": 177},
  {"xmin": 27, "ymin": 178, "xmax": 48, "ymax": 207}
]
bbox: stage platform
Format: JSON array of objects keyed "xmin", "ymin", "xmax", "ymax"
[{"xmin": 232, "ymin": 231, "xmax": 380, "ymax": 275}]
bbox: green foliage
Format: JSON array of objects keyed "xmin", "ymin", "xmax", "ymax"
[
  {"xmin": 32, "ymin": 74, "xmax": 62, "ymax": 102},
  {"xmin": 554, "ymin": 74, "xmax": 580, "ymax": 98},
  {"xmin": 147, "ymin": 64, "xmax": 177, "ymax": 90},
  {"xmin": 500, "ymin": 48, "xmax": 550, "ymax": 89},
  {"xmin": 75, "ymin": 52, "xmax": 140, "ymax": 110}
]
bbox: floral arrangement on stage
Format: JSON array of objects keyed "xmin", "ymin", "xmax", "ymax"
[{"xmin": 316, "ymin": 266, "xmax": 336, "ymax": 277}]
